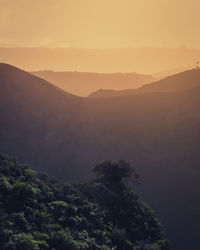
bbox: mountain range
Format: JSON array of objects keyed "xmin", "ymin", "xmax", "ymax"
[
  {"xmin": 0, "ymin": 63, "xmax": 200, "ymax": 250},
  {"xmin": 31, "ymin": 71, "xmax": 154, "ymax": 96},
  {"xmin": 0, "ymin": 47, "xmax": 198, "ymax": 73},
  {"xmin": 88, "ymin": 68, "xmax": 200, "ymax": 98}
]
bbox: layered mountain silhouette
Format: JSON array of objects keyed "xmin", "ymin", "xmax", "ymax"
[
  {"xmin": 0, "ymin": 63, "xmax": 200, "ymax": 250},
  {"xmin": 88, "ymin": 68, "xmax": 200, "ymax": 98},
  {"xmin": 31, "ymin": 71, "xmax": 154, "ymax": 96}
]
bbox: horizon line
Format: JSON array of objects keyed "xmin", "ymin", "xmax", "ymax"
[{"xmin": 0, "ymin": 46, "xmax": 199, "ymax": 50}]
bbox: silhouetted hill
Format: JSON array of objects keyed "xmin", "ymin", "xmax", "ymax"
[
  {"xmin": 0, "ymin": 63, "xmax": 200, "ymax": 250},
  {"xmin": 85, "ymin": 85, "xmax": 200, "ymax": 250},
  {"xmin": 31, "ymin": 71, "xmax": 154, "ymax": 96},
  {"xmin": 153, "ymin": 66, "xmax": 192, "ymax": 79},
  {"xmin": 0, "ymin": 63, "xmax": 78, "ymax": 99},
  {"xmin": 88, "ymin": 69, "xmax": 200, "ymax": 98},
  {"xmin": 88, "ymin": 88, "xmax": 136, "ymax": 98},
  {"xmin": 0, "ymin": 63, "xmax": 85, "ymax": 178},
  {"xmin": 139, "ymin": 68, "xmax": 200, "ymax": 92}
]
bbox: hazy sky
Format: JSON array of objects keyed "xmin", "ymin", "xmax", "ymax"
[{"xmin": 0, "ymin": 0, "xmax": 200, "ymax": 48}]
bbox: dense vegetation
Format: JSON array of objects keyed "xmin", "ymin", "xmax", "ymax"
[{"xmin": 0, "ymin": 154, "xmax": 170, "ymax": 250}]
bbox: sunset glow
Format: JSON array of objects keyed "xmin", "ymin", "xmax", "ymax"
[{"xmin": 0, "ymin": 0, "xmax": 200, "ymax": 49}]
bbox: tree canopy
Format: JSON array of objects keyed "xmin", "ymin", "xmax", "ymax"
[
  {"xmin": 0, "ymin": 154, "xmax": 170, "ymax": 250},
  {"xmin": 92, "ymin": 160, "xmax": 140, "ymax": 190}
]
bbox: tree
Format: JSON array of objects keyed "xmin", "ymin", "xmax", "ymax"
[{"xmin": 92, "ymin": 160, "xmax": 140, "ymax": 190}]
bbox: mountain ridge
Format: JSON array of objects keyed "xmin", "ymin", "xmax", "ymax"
[
  {"xmin": 31, "ymin": 70, "xmax": 154, "ymax": 96},
  {"xmin": 88, "ymin": 69, "xmax": 200, "ymax": 98},
  {"xmin": 0, "ymin": 63, "xmax": 80, "ymax": 100}
]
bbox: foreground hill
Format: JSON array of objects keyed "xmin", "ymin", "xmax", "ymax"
[
  {"xmin": 0, "ymin": 154, "xmax": 170, "ymax": 250},
  {"xmin": 31, "ymin": 71, "xmax": 154, "ymax": 96},
  {"xmin": 85, "ymin": 86, "xmax": 200, "ymax": 250},
  {"xmin": 0, "ymin": 63, "xmax": 200, "ymax": 250},
  {"xmin": 88, "ymin": 69, "xmax": 200, "ymax": 98},
  {"xmin": 0, "ymin": 63, "xmax": 85, "ymax": 178}
]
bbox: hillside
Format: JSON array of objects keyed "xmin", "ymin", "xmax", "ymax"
[
  {"xmin": 0, "ymin": 63, "xmax": 200, "ymax": 250},
  {"xmin": 31, "ymin": 71, "xmax": 154, "ymax": 96},
  {"xmin": 0, "ymin": 154, "xmax": 170, "ymax": 250},
  {"xmin": 88, "ymin": 89, "xmax": 136, "ymax": 99},
  {"xmin": 0, "ymin": 63, "xmax": 85, "ymax": 179},
  {"xmin": 153, "ymin": 67, "xmax": 193, "ymax": 79},
  {"xmin": 88, "ymin": 69, "xmax": 200, "ymax": 98},
  {"xmin": 85, "ymin": 86, "xmax": 200, "ymax": 250},
  {"xmin": 139, "ymin": 68, "xmax": 200, "ymax": 92}
]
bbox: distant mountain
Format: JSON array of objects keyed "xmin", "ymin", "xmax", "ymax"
[
  {"xmin": 139, "ymin": 68, "xmax": 200, "ymax": 92},
  {"xmin": 88, "ymin": 69, "xmax": 200, "ymax": 98},
  {"xmin": 31, "ymin": 71, "xmax": 154, "ymax": 96},
  {"xmin": 0, "ymin": 47, "xmax": 197, "ymax": 73},
  {"xmin": 153, "ymin": 66, "xmax": 193, "ymax": 79},
  {"xmin": 0, "ymin": 63, "xmax": 200, "ymax": 250},
  {"xmin": 88, "ymin": 88, "xmax": 136, "ymax": 98}
]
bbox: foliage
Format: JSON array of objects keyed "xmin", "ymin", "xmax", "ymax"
[
  {"xmin": 92, "ymin": 160, "xmax": 140, "ymax": 190},
  {"xmin": 0, "ymin": 154, "xmax": 170, "ymax": 249}
]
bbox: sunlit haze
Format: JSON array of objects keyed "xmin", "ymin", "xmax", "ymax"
[{"xmin": 1, "ymin": 0, "xmax": 200, "ymax": 48}]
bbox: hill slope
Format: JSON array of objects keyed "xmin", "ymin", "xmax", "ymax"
[
  {"xmin": 88, "ymin": 69, "xmax": 200, "ymax": 98},
  {"xmin": 31, "ymin": 71, "xmax": 154, "ymax": 96},
  {"xmin": 0, "ymin": 63, "xmax": 85, "ymax": 179},
  {"xmin": 88, "ymin": 88, "xmax": 136, "ymax": 99},
  {"xmin": 85, "ymin": 86, "xmax": 200, "ymax": 250},
  {"xmin": 153, "ymin": 66, "xmax": 192, "ymax": 79}
]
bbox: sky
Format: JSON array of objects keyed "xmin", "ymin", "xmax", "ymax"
[{"xmin": 0, "ymin": 0, "xmax": 200, "ymax": 49}]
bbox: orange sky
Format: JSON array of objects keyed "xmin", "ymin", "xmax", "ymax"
[{"xmin": 0, "ymin": 0, "xmax": 200, "ymax": 49}]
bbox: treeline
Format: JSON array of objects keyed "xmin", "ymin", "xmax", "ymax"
[{"xmin": 0, "ymin": 154, "xmax": 170, "ymax": 250}]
